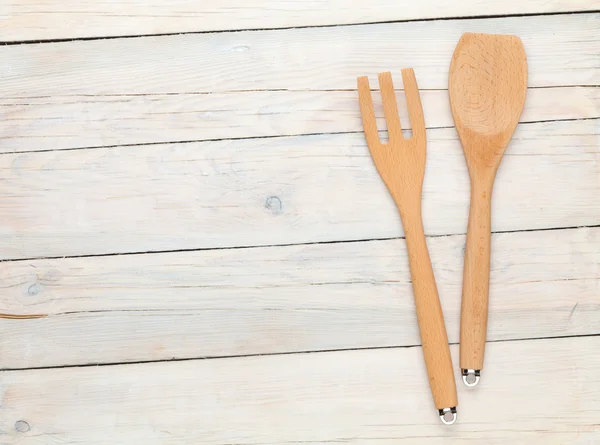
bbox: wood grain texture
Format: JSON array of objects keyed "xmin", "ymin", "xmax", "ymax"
[
  {"xmin": 1, "ymin": 336, "xmax": 599, "ymax": 444},
  {"xmin": 0, "ymin": 3, "xmax": 597, "ymax": 441},
  {"xmin": 359, "ymin": 70, "xmax": 456, "ymax": 410},
  {"xmin": 0, "ymin": 226, "xmax": 597, "ymax": 368},
  {"xmin": 449, "ymin": 33, "xmax": 528, "ymax": 374},
  {"xmin": 3, "ymin": 0, "xmax": 599, "ymax": 41},
  {"xmin": 0, "ymin": 120, "xmax": 597, "ymax": 259},
  {"xmin": 0, "ymin": 15, "xmax": 598, "ymax": 102},
  {"xmin": 1, "ymin": 86, "xmax": 597, "ymax": 153}
]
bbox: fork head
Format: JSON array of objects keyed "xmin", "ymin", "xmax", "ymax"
[{"xmin": 357, "ymin": 69, "xmax": 427, "ymax": 213}]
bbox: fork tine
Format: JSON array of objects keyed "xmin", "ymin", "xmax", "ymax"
[
  {"xmin": 401, "ymin": 68, "xmax": 426, "ymax": 142},
  {"xmin": 357, "ymin": 76, "xmax": 381, "ymax": 148},
  {"xmin": 378, "ymin": 72, "xmax": 403, "ymax": 142}
]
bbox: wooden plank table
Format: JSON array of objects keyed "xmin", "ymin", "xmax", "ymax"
[{"xmin": 0, "ymin": 1, "xmax": 599, "ymax": 443}]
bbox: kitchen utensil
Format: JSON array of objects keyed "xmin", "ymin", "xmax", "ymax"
[
  {"xmin": 449, "ymin": 32, "xmax": 528, "ymax": 386},
  {"xmin": 358, "ymin": 69, "xmax": 458, "ymax": 424}
]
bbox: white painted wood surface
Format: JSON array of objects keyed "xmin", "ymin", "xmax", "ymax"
[
  {"xmin": 1, "ymin": 14, "xmax": 598, "ymax": 99},
  {"xmin": 0, "ymin": 227, "xmax": 597, "ymax": 368},
  {"xmin": 1, "ymin": 337, "xmax": 599, "ymax": 444},
  {"xmin": 2, "ymin": 86, "xmax": 598, "ymax": 153},
  {"xmin": 0, "ymin": 1, "xmax": 598, "ymax": 443},
  {"xmin": 0, "ymin": 120, "xmax": 597, "ymax": 259},
  {"xmin": 3, "ymin": 0, "xmax": 599, "ymax": 40}
]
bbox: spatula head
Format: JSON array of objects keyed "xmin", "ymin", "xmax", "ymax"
[{"xmin": 449, "ymin": 33, "xmax": 528, "ymax": 168}]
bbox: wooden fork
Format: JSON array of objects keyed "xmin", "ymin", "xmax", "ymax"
[{"xmin": 357, "ymin": 70, "xmax": 458, "ymax": 424}]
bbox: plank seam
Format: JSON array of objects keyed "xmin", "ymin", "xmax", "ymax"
[
  {"xmin": 2, "ymin": 332, "xmax": 599, "ymax": 373},
  {"xmin": 0, "ymin": 10, "xmax": 598, "ymax": 46},
  {"xmin": 2, "ymin": 84, "xmax": 598, "ymax": 99},
  {"xmin": 1, "ymin": 224, "xmax": 598, "ymax": 264},
  {"xmin": 1, "ymin": 116, "xmax": 598, "ymax": 157}
]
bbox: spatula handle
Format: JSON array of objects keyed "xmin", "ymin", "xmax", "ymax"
[
  {"xmin": 460, "ymin": 181, "xmax": 493, "ymax": 376},
  {"xmin": 402, "ymin": 217, "xmax": 458, "ymax": 412}
]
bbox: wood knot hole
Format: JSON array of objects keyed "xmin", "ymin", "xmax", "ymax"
[
  {"xmin": 265, "ymin": 196, "xmax": 282, "ymax": 215},
  {"xmin": 15, "ymin": 420, "xmax": 30, "ymax": 433},
  {"xmin": 27, "ymin": 283, "xmax": 40, "ymax": 296}
]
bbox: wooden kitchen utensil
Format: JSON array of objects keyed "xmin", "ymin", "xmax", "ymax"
[
  {"xmin": 449, "ymin": 33, "xmax": 528, "ymax": 386},
  {"xmin": 358, "ymin": 70, "xmax": 458, "ymax": 424}
]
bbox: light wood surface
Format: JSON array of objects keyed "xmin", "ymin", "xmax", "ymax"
[
  {"xmin": 0, "ymin": 1, "xmax": 598, "ymax": 442},
  {"xmin": 0, "ymin": 120, "xmax": 596, "ymax": 260},
  {"xmin": 358, "ymin": 70, "xmax": 456, "ymax": 411},
  {"xmin": 0, "ymin": 226, "xmax": 597, "ymax": 369},
  {"xmin": 0, "ymin": 86, "xmax": 598, "ymax": 154},
  {"xmin": 449, "ymin": 33, "xmax": 528, "ymax": 375},
  {"xmin": 3, "ymin": 0, "xmax": 598, "ymax": 41},
  {"xmin": 1, "ymin": 336, "xmax": 599, "ymax": 444},
  {"xmin": 1, "ymin": 14, "xmax": 598, "ymax": 99}
]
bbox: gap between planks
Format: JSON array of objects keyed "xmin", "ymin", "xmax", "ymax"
[
  {"xmin": 2, "ymin": 86, "xmax": 598, "ymax": 154},
  {"xmin": 1, "ymin": 336, "xmax": 599, "ymax": 444},
  {"xmin": 1, "ymin": 226, "xmax": 597, "ymax": 368},
  {"xmin": 2, "ymin": 1, "xmax": 599, "ymax": 42},
  {"xmin": 3, "ymin": 333, "xmax": 600, "ymax": 373},
  {"xmin": 2, "ymin": 116, "xmax": 597, "ymax": 157},
  {"xmin": 0, "ymin": 119, "xmax": 597, "ymax": 260},
  {"xmin": 1, "ymin": 14, "xmax": 597, "ymax": 97},
  {"xmin": 1, "ymin": 10, "xmax": 598, "ymax": 45},
  {"xmin": 0, "ymin": 223, "xmax": 598, "ymax": 265}
]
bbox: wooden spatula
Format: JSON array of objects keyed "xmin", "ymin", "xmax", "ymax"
[
  {"xmin": 449, "ymin": 33, "xmax": 528, "ymax": 386},
  {"xmin": 358, "ymin": 70, "xmax": 458, "ymax": 424}
]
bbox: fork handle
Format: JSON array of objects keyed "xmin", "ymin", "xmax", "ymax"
[
  {"xmin": 402, "ymin": 216, "xmax": 458, "ymax": 410},
  {"xmin": 460, "ymin": 181, "xmax": 493, "ymax": 373}
]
